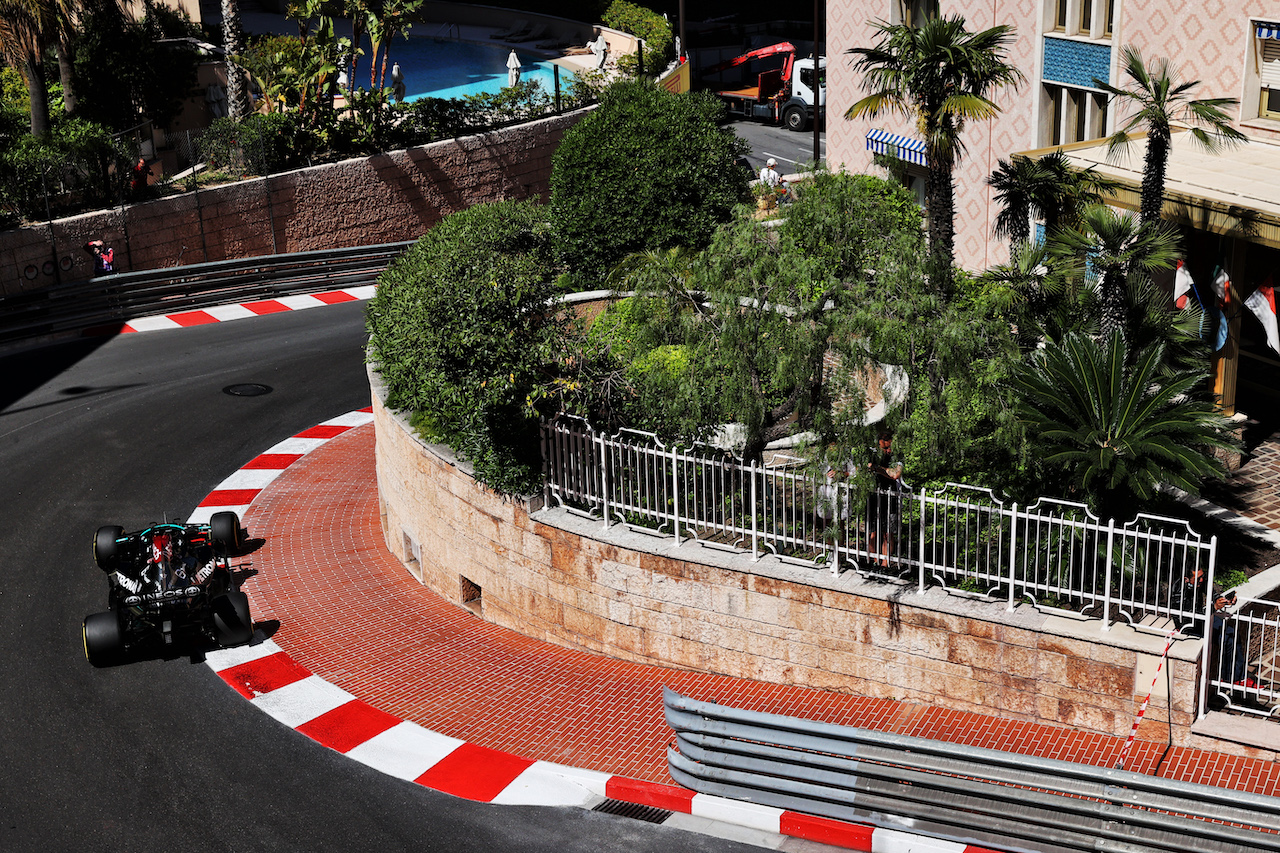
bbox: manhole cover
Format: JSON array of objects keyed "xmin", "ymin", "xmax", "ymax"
[{"xmin": 223, "ymin": 383, "xmax": 273, "ymax": 397}]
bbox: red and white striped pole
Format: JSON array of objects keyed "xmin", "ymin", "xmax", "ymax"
[{"xmin": 1115, "ymin": 626, "xmax": 1182, "ymax": 770}]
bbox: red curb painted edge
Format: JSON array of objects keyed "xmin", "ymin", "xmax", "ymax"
[{"xmin": 196, "ymin": 408, "xmax": 1016, "ymax": 853}]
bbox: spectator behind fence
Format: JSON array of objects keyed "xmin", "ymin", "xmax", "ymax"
[
  {"xmin": 867, "ymin": 430, "xmax": 903, "ymax": 567},
  {"xmin": 1213, "ymin": 590, "xmax": 1256, "ymax": 688}
]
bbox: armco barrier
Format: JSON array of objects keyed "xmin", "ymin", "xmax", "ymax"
[
  {"xmin": 0, "ymin": 241, "xmax": 410, "ymax": 347},
  {"xmin": 663, "ymin": 687, "xmax": 1280, "ymax": 853}
]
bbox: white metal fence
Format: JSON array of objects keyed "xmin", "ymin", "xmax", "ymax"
[
  {"xmin": 1204, "ymin": 598, "xmax": 1280, "ymax": 718},
  {"xmin": 542, "ymin": 417, "xmax": 1219, "ymax": 634}
]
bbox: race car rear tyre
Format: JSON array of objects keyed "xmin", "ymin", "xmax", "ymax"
[
  {"xmin": 212, "ymin": 591, "xmax": 253, "ymax": 647},
  {"xmin": 83, "ymin": 611, "xmax": 124, "ymax": 667},
  {"xmin": 210, "ymin": 511, "xmax": 243, "ymax": 555},
  {"xmin": 94, "ymin": 526, "xmax": 124, "ymax": 571}
]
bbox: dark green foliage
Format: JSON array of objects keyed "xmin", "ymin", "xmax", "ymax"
[
  {"xmin": 833, "ymin": 234, "xmax": 1027, "ymax": 493},
  {"xmin": 779, "ymin": 171, "xmax": 923, "ymax": 284},
  {"xmin": 603, "ymin": 0, "xmax": 674, "ymax": 75},
  {"xmin": 549, "ymin": 79, "xmax": 750, "ymax": 282},
  {"xmin": 199, "ymin": 112, "xmax": 319, "ymax": 174},
  {"xmin": 367, "ymin": 200, "xmax": 567, "ymax": 495},
  {"xmin": 1010, "ymin": 329, "xmax": 1236, "ymax": 516},
  {"xmin": 0, "ymin": 115, "xmax": 133, "ymax": 222},
  {"xmin": 71, "ymin": 0, "xmax": 201, "ymax": 131}
]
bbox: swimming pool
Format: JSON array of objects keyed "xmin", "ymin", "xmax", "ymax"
[{"xmin": 385, "ymin": 37, "xmax": 573, "ymax": 101}]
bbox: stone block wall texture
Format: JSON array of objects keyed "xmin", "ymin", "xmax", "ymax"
[
  {"xmin": 0, "ymin": 111, "xmax": 584, "ymax": 297},
  {"xmin": 370, "ymin": 367, "xmax": 1220, "ymax": 748}
]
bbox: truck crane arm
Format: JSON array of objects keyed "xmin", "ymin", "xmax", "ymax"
[{"xmin": 702, "ymin": 42, "xmax": 798, "ymax": 82}]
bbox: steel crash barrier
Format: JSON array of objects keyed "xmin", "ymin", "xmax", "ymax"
[
  {"xmin": 662, "ymin": 687, "xmax": 1280, "ymax": 853},
  {"xmin": 0, "ymin": 241, "xmax": 413, "ymax": 347}
]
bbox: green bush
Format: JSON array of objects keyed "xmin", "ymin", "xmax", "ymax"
[
  {"xmin": 549, "ymin": 79, "xmax": 749, "ymax": 281},
  {"xmin": 780, "ymin": 171, "xmax": 924, "ymax": 289},
  {"xmin": 603, "ymin": 0, "xmax": 675, "ymax": 75},
  {"xmin": 367, "ymin": 200, "xmax": 568, "ymax": 495},
  {"xmin": 198, "ymin": 112, "xmax": 319, "ymax": 174},
  {"xmin": 0, "ymin": 116, "xmax": 132, "ymax": 222}
]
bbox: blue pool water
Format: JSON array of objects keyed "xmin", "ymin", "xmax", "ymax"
[{"xmin": 382, "ymin": 37, "xmax": 572, "ymax": 101}]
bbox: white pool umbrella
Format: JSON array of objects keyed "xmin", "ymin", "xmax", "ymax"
[{"xmin": 507, "ymin": 50, "xmax": 522, "ymax": 87}]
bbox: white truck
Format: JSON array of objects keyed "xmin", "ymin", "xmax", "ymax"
[{"xmin": 700, "ymin": 42, "xmax": 825, "ymax": 132}]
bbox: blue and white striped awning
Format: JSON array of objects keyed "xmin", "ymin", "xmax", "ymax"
[
  {"xmin": 866, "ymin": 128, "xmax": 928, "ymax": 166},
  {"xmin": 1258, "ymin": 21, "xmax": 1280, "ymax": 40}
]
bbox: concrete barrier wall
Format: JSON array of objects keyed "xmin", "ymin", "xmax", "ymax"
[
  {"xmin": 1, "ymin": 110, "xmax": 585, "ymax": 296},
  {"xmin": 368, "ymin": 361, "xmax": 1240, "ymax": 754}
]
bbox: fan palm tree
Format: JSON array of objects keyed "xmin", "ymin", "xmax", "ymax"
[
  {"xmin": 1094, "ymin": 45, "xmax": 1246, "ymax": 226},
  {"xmin": 1010, "ymin": 328, "xmax": 1235, "ymax": 518},
  {"xmin": 1050, "ymin": 204, "xmax": 1180, "ymax": 337},
  {"xmin": 0, "ymin": 0, "xmax": 76, "ymax": 136},
  {"xmin": 845, "ymin": 15, "xmax": 1023, "ymax": 291},
  {"xmin": 1035, "ymin": 150, "xmax": 1120, "ymax": 234},
  {"xmin": 988, "ymin": 151, "xmax": 1119, "ymax": 253},
  {"xmin": 979, "ymin": 240, "xmax": 1083, "ymax": 352}
]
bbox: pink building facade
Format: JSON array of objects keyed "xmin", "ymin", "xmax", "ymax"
[{"xmin": 826, "ymin": 0, "xmax": 1280, "ymax": 416}]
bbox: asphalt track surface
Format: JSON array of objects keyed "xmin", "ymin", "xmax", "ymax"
[{"xmin": 0, "ymin": 303, "xmax": 770, "ymax": 852}]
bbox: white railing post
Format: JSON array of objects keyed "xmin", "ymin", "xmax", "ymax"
[
  {"xmin": 671, "ymin": 443, "xmax": 681, "ymax": 545},
  {"xmin": 917, "ymin": 489, "xmax": 927, "ymax": 594},
  {"xmin": 597, "ymin": 431, "xmax": 610, "ymax": 530},
  {"xmin": 1101, "ymin": 517, "xmax": 1115, "ymax": 631},
  {"xmin": 1007, "ymin": 502, "xmax": 1018, "ymax": 612},
  {"xmin": 1197, "ymin": 534, "xmax": 1219, "ymax": 721},
  {"xmin": 751, "ymin": 458, "xmax": 760, "ymax": 561}
]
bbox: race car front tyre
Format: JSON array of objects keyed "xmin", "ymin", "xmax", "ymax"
[
  {"xmin": 83, "ymin": 611, "xmax": 124, "ymax": 666},
  {"xmin": 94, "ymin": 526, "xmax": 124, "ymax": 571},
  {"xmin": 212, "ymin": 591, "xmax": 254, "ymax": 647},
  {"xmin": 210, "ymin": 511, "xmax": 244, "ymax": 555}
]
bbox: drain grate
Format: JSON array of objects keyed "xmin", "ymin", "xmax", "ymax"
[
  {"xmin": 223, "ymin": 383, "xmax": 273, "ymax": 397},
  {"xmin": 591, "ymin": 798, "xmax": 673, "ymax": 824}
]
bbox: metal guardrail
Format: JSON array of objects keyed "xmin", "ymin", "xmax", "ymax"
[
  {"xmin": 663, "ymin": 687, "xmax": 1280, "ymax": 853},
  {"xmin": 0, "ymin": 242, "xmax": 412, "ymax": 347}
]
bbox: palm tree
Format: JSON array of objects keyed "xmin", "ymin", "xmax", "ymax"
[
  {"xmin": 988, "ymin": 151, "xmax": 1120, "ymax": 254},
  {"xmin": 979, "ymin": 240, "xmax": 1080, "ymax": 352},
  {"xmin": 222, "ymin": 0, "xmax": 251, "ymax": 119},
  {"xmin": 0, "ymin": 0, "xmax": 75, "ymax": 136},
  {"xmin": 1010, "ymin": 328, "xmax": 1236, "ymax": 518},
  {"xmin": 1050, "ymin": 204, "xmax": 1180, "ymax": 337},
  {"xmin": 845, "ymin": 15, "xmax": 1023, "ymax": 290},
  {"xmin": 1035, "ymin": 151, "xmax": 1120, "ymax": 234},
  {"xmin": 1094, "ymin": 45, "xmax": 1246, "ymax": 226},
  {"xmin": 987, "ymin": 153, "xmax": 1043, "ymax": 251}
]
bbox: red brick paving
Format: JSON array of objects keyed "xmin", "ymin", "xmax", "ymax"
[{"xmin": 241, "ymin": 422, "xmax": 1280, "ymax": 796}]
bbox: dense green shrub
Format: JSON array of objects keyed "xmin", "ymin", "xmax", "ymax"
[
  {"xmin": 549, "ymin": 79, "xmax": 750, "ymax": 281},
  {"xmin": 602, "ymin": 0, "xmax": 675, "ymax": 75},
  {"xmin": 199, "ymin": 112, "xmax": 319, "ymax": 174},
  {"xmin": 780, "ymin": 172, "xmax": 924, "ymax": 287},
  {"xmin": 367, "ymin": 200, "xmax": 568, "ymax": 495},
  {"xmin": 0, "ymin": 116, "xmax": 132, "ymax": 222}
]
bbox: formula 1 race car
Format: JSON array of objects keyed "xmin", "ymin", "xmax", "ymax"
[{"xmin": 83, "ymin": 511, "xmax": 254, "ymax": 666}]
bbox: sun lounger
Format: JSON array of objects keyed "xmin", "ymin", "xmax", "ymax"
[
  {"xmin": 504, "ymin": 23, "xmax": 548, "ymax": 43},
  {"xmin": 489, "ymin": 19, "xmax": 528, "ymax": 40},
  {"xmin": 536, "ymin": 32, "xmax": 578, "ymax": 50}
]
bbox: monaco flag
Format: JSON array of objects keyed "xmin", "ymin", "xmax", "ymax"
[
  {"xmin": 1210, "ymin": 264, "xmax": 1232, "ymax": 351},
  {"xmin": 1173, "ymin": 260, "xmax": 1194, "ymax": 309},
  {"xmin": 1245, "ymin": 277, "xmax": 1279, "ymax": 355}
]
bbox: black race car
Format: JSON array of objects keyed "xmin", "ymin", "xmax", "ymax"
[{"xmin": 83, "ymin": 511, "xmax": 254, "ymax": 666}]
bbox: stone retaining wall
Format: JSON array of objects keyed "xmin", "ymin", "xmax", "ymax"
[
  {"xmin": 366, "ymin": 362, "xmax": 1262, "ymax": 756},
  {"xmin": 1, "ymin": 110, "xmax": 585, "ymax": 296}
]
